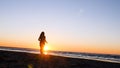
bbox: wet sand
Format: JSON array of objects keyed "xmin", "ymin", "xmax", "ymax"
[{"xmin": 0, "ymin": 50, "xmax": 120, "ymax": 68}]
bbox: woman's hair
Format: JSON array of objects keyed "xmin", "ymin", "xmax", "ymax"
[
  {"xmin": 41, "ymin": 31, "xmax": 44, "ymax": 35},
  {"xmin": 40, "ymin": 31, "xmax": 45, "ymax": 38}
]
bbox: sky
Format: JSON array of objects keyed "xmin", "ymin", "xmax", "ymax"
[{"xmin": 0, "ymin": 0, "xmax": 120, "ymax": 55}]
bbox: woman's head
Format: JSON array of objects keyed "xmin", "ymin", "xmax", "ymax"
[{"xmin": 40, "ymin": 31, "xmax": 45, "ymax": 36}]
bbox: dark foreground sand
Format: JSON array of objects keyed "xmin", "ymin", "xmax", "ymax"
[{"xmin": 0, "ymin": 50, "xmax": 120, "ymax": 68}]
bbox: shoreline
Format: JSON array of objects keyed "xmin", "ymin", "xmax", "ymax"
[
  {"xmin": 0, "ymin": 50, "xmax": 120, "ymax": 68},
  {"xmin": 0, "ymin": 46, "xmax": 120, "ymax": 64}
]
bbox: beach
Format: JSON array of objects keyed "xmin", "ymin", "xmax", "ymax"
[{"xmin": 0, "ymin": 50, "xmax": 120, "ymax": 68}]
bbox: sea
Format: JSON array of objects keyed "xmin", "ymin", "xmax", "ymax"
[{"xmin": 0, "ymin": 46, "xmax": 120, "ymax": 64}]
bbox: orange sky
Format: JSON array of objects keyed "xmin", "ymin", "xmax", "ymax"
[{"xmin": 0, "ymin": 38, "xmax": 120, "ymax": 55}]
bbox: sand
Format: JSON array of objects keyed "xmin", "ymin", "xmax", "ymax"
[{"xmin": 0, "ymin": 50, "xmax": 120, "ymax": 68}]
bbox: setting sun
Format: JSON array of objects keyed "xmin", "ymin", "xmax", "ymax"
[
  {"xmin": 43, "ymin": 44, "xmax": 49, "ymax": 55},
  {"xmin": 44, "ymin": 44, "xmax": 49, "ymax": 51}
]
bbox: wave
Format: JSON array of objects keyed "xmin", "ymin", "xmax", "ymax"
[{"xmin": 0, "ymin": 46, "xmax": 120, "ymax": 63}]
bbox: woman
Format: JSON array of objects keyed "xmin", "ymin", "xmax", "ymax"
[{"xmin": 38, "ymin": 31, "xmax": 47, "ymax": 54}]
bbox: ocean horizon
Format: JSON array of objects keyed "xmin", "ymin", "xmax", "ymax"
[{"xmin": 0, "ymin": 46, "xmax": 120, "ymax": 64}]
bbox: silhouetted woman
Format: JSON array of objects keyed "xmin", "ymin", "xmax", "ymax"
[{"xmin": 38, "ymin": 31, "xmax": 47, "ymax": 54}]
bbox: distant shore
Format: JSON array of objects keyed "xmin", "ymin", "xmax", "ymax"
[{"xmin": 0, "ymin": 50, "xmax": 120, "ymax": 68}]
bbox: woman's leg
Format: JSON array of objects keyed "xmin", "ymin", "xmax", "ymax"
[
  {"xmin": 40, "ymin": 42, "xmax": 45, "ymax": 55},
  {"xmin": 40, "ymin": 46, "xmax": 43, "ymax": 54}
]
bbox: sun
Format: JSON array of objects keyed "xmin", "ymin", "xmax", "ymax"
[
  {"xmin": 43, "ymin": 44, "xmax": 49, "ymax": 51},
  {"xmin": 43, "ymin": 45, "xmax": 49, "ymax": 55}
]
